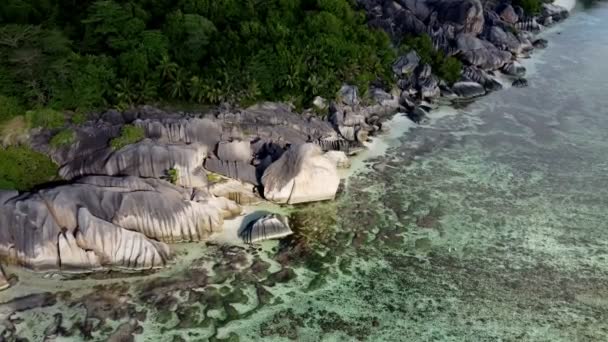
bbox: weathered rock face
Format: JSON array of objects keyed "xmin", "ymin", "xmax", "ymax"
[
  {"xmin": 324, "ymin": 151, "xmax": 351, "ymax": 169},
  {"xmin": 457, "ymin": 33, "xmax": 512, "ymax": 70},
  {"xmin": 496, "ymin": 3, "xmax": 519, "ymax": 24},
  {"xmin": 542, "ymin": 3, "xmax": 569, "ymax": 22},
  {"xmin": 59, "ymin": 140, "xmax": 209, "ymax": 188},
  {"xmin": 0, "ymin": 264, "xmax": 10, "ymax": 290},
  {"xmin": 427, "ymin": 0, "xmax": 485, "ymax": 34},
  {"xmin": 462, "ymin": 66, "xmax": 503, "ymax": 91},
  {"xmin": 262, "ymin": 144, "xmax": 340, "ymax": 204},
  {"xmin": 393, "ymin": 51, "xmax": 421, "ymax": 77},
  {"xmin": 486, "ymin": 26, "xmax": 521, "ymax": 53},
  {"xmin": 502, "ymin": 61, "xmax": 526, "ymax": 77},
  {"xmin": 239, "ymin": 214, "xmax": 292, "ymax": 244},
  {"xmin": 452, "ymin": 81, "xmax": 486, "ymax": 98},
  {"xmin": 0, "ymin": 176, "xmax": 238, "ymax": 271}
]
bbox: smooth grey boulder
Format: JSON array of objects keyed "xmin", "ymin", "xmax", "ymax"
[
  {"xmin": 216, "ymin": 140, "xmax": 252, "ymax": 162},
  {"xmin": 0, "ymin": 176, "xmax": 237, "ymax": 271},
  {"xmin": 203, "ymin": 159, "xmax": 259, "ymax": 185},
  {"xmin": 338, "ymin": 85, "xmax": 359, "ymax": 106},
  {"xmin": 324, "ymin": 151, "xmax": 351, "ymax": 169},
  {"xmin": 59, "ymin": 140, "xmax": 209, "ymax": 188},
  {"xmin": 542, "ymin": 3, "xmax": 569, "ymax": 22},
  {"xmin": 487, "ymin": 26, "xmax": 521, "ymax": 53},
  {"xmin": 496, "ymin": 4, "xmax": 519, "ymax": 24},
  {"xmin": 502, "ymin": 61, "xmax": 526, "ymax": 77},
  {"xmin": 209, "ymin": 179, "xmax": 261, "ymax": 205},
  {"xmin": 239, "ymin": 214, "xmax": 292, "ymax": 244},
  {"xmin": 0, "ymin": 264, "xmax": 9, "ymax": 291},
  {"xmin": 138, "ymin": 117, "xmax": 222, "ymax": 148},
  {"xmin": 457, "ymin": 33, "xmax": 512, "ymax": 69},
  {"xmin": 402, "ymin": 0, "xmax": 431, "ymax": 21},
  {"xmin": 262, "ymin": 144, "xmax": 340, "ymax": 204},
  {"xmin": 427, "ymin": 0, "xmax": 485, "ymax": 34},
  {"xmin": 452, "ymin": 81, "xmax": 486, "ymax": 98},
  {"xmin": 393, "ymin": 51, "xmax": 421, "ymax": 76},
  {"xmin": 462, "ymin": 66, "xmax": 503, "ymax": 91}
]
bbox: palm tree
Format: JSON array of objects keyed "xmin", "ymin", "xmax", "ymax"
[
  {"xmin": 188, "ymin": 76, "xmax": 206, "ymax": 103},
  {"xmin": 165, "ymin": 68, "xmax": 189, "ymax": 99},
  {"xmin": 115, "ymin": 78, "xmax": 136, "ymax": 107},
  {"xmin": 156, "ymin": 54, "xmax": 178, "ymax": 82}
]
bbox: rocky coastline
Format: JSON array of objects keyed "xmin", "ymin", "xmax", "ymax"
[{"xmin": 0, "ymin": 0, "xmax": 574, "ymax": 289}]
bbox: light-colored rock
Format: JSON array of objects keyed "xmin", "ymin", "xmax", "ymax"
[
  {"xmin": 313, "ymin": 96, "xmax": 328, "ymax": 110},
  {"xmin": 497, "ymin": 4, "xmax": 519, "ymax": 24},
  {"xmin": 428, "ymin": 0, "xmax": 484, "ymax": 34},
  {"xmin": 262, "ymin": 144, "xmax": 340, "ymax": 204},
  {"xmin": 324, "ymin": 151, "xmax": 351, "ymax": 169},
  {"xmin": 216, "ymin": 140, "xmax": 252, "ymax": 162},
  {"xmin": 393, "ymin": 51, "xmax": 420, "ymax": 76},
  {"xmin": 209, "ymin": 179, "xmax": 261, "ymax": 205},
  {"xmin": 502, "ymin": 61, "xmax": 526, "ymax": 77},
  {"xmin": 338, "ymin": 85, "xmax": 359, "ymax": 106},
  {"xmin": 0, "ymin": 176, "xmax": 235, "ymax": 271},
  {"xmin": 59, "ymin": 140, "xmax": 209, "ymax": 188},
  {"xmin": 452, "ymin": 81, "xmax": 486, "ymax": 98},
  {"xmin": 457, "ymin": 33, "xmax": 512, "ymax": 70},
  {"xmin": 0, "ymin": 264, "xmax": 10, "ymax": 291},
  {"xmin": 239, "ymin": 214, "xmax": 292, "ymax": 243}
]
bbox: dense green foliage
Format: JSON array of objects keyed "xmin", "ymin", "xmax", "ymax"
[
  {"xmin": 402, "ymin": 34, "xmax": 462, "ymax": 85},
  {"xmin": 0, "ymin": 95, "xmax": 23, "ymax": 123},
  {"xmin": 50, "ymin": 129, "xmax": 75, "ymax": 147},
  {"xmin": 0, "ymin": 0, "xmax": 396, "ymax": 110},
  {"xmin": 26, "ymin": 108, "xmax": 65, "ymax": 129},
  {"xmin": 0, "ymin": 146, "xmax": 58, "ymax": 190},
  {"xmin": 110, "ymin": 124, "xmax": 145, "ymax": 150},
  {"xmin": 166, "ymin": 167, "xmax": 179, "ymax": 184},
  {"xmin": 513, "ymin": 0, "xmax": 543, "ymax": 15}
]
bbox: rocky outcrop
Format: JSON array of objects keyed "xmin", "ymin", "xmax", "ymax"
[
  {"xmin": 262, "ymin": 144, "xmax": 340, "ymax": 204},
  {"xmin": 457, "ymin": 33, "xmax": 512, "ymax": 70},
  {"xmin": 239, "ymin": 214, "xmax": 292, "ymax": 243},
  {"xmin": 452, "ymin": 81, "xmax": 486, "ymax": 98},
  {"xmin": 427, "ymin": 0, "xmax": 485, "ymax": 34},
  {"xmin": 325, "ymin": 151, "xmax": 351, "ymax": 169},
  {"xmin": 0, "ymin": 176, "xmax": 239, "ymax": 271},
  {"xmin": 496, "ymin": 3, "xmax": 519, "ymax": 24},
  {"xmin": 0, "ymin": 264, "xmax": 10, "ymax": 290},
  {"xmin": 59, "ymin": 140, "xmax": 209, "ymax": 188}
]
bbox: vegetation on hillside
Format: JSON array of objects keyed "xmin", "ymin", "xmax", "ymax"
[
  {"xmin": 0, "ymin": 146, "xmax": 58, "ymax": 191},
  {"xmin": 0, "ymin": 0, "xmax": 398, "ymax": 112},
  {"xmin": 513, "ymin": 0, "xmax": 543, "ymax": 15},
  {"xmin": 401, "ymin": 34, "xmax": 462, "ymax": 85},
  {"xmin": 110, "ymin": 124, "xmax": 145, "ymax": 150}
]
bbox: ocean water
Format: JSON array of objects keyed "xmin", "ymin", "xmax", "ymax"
[{"xmin": 2, "ymin": 3, "xmax": 608, "ymax": 342}]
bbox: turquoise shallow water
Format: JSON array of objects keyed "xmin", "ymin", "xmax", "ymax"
[{"xmin": 2, "ymin": 3, "xmax": 608, "ymax": 341}]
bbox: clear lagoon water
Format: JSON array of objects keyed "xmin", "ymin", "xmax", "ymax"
[{"xmin": 2, "ymin": 3, "xmax": 608, "ymax": 341}]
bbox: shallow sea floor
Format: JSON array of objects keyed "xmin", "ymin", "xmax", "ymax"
[{"xmin": 2, "ymin": 3, "xmax": 608, "ymax": 342}]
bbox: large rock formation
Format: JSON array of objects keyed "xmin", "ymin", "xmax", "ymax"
[
  {"xmin": 0, "ymin": 264, "xmax": 10, "ymax": 290},
  {"xmin": 427, "ymin": 0, "xmax": 485, "ymax": 34},
  {"xmin": 262, "ymin": 144, "xmax": 340, "ymax": 204},
  {"xmin": 59, "ymin": 140, "xmax": 209, "ymax": 188},
  {"xmin": 457, "ymin": 33, "xmax": 512, "ymax": 70},
  {"xmin": 239, "ymin": 214, "xmax": 292, "ymax": 244},
  {"xmin": 0, "ymin": 176, "xmax": 239, "ymax": 271}
]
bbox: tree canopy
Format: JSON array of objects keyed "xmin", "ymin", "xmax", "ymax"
[{"xmin": 0, "ymin": 0, "xmax": 396, "ymax": 113}]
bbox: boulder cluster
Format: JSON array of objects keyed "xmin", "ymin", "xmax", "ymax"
[
  {"xmin": 359, "ymin": 0, "xmax": 569, "ymax": 119},
  {"xmin": 0, "ymin": 0, "xmax": 571, "ymax": 281}
]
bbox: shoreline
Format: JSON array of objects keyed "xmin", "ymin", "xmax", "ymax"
[{"xmin": 0, "ymin": 1, "xmax": 577, "ymax": 294}]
